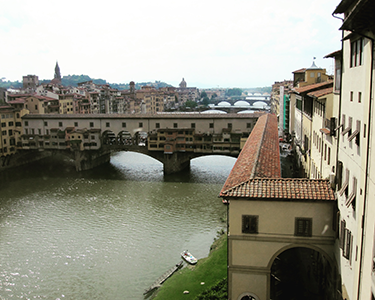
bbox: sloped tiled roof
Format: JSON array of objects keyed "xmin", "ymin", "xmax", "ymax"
[
  {"xmin": 308, "ymin": 87, "xmax": 333, "ymax": 98},
  {"xmin": 293, "ymin": 68, "xmax": 307, "ymax": 73},
  {"xmin": 221, "ymin": 178, "xmax": 335, "ymax": 201},
  {"xmin": 220, "ymin": 113, "xmax": 280, "ymax": 195},
  {"xmin": 293, "ymin": 81, "xmax": 333, "ymax": 94},
  {"xmin": 219, "ymin": 112, "xmax": 335, "ymax": 202}
]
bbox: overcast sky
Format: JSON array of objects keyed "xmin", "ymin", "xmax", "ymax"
[{"xmin": 0, "ymin": 0, "xmax": 343, "ymax": 88}]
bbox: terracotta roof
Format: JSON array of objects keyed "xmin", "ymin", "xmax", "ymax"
[
  {"xmin": 324, "ymin": 50, "xmax": 341, "ymax": 58},
  {"xmin": 220, "ymin": 178, "xmax": 335, "ymax": 201},
  {"xmin": 293, "ymin": 81, "xmax": 333, "ymax": 94},
  {"xmin": 220, "ymin": 113, "xmax": 280, "ymax": 194},
  {"xmin": 293, "ymin": 68, "xmax": 306, "ymax": 73},
  {"xmin": 7, "ymin": 99, "xmax": 26, "ymax": 104},
  {"xmin": 308, "ymin": 87, "xmax": 333, "ymax": 98}
]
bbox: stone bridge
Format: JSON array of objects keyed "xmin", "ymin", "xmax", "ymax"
[{"xmin": 21, "ymin": 112, "xmax": 263, "ymax": 173}]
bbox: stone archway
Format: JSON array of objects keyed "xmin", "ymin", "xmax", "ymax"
[
  {"xmin": 102, "ymin": 130, "xmax": 116, "ymax": 145},
  {"xmin": 117, "ymin": 130, "xmax": 133, "ymax": 145},
  {"xmin": 269, "ymin": 246, "xmax": 340, "ymax": 300}
]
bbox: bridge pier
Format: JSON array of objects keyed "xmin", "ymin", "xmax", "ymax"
[
  {"xmin": 74, "ymin": 149, "xmax": 111, "ymax": 171},
  {"xmin": 162, "ymin": 152, "xmax": 192, "ymax": 174}
]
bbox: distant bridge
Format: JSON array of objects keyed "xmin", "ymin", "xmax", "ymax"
[{"xmin": 21, "ymin": 112, "xmax": 264, "ymax": 173}]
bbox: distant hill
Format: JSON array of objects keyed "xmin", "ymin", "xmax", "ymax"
[
  {"xmin": 0, "ymin": 75, "xmax": 173, "ymax": 90},
  {"xmin": 245, "ymin": 86, "xmax": 272, "ymax": 94}
]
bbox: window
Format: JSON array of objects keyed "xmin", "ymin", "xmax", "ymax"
[
  {"xmin": 139, "ymin": 122, "xmax": 143, "ymax": 128},
  {"xmin": 350, "ymin": 91, "xmax": 353, "ymax": 102},
  {"xmin": 74, "ymin": 122, "xmax": 78, "ymax": 127},
  {"xmin": 295, "ymin": 218, "xmax": 312, "ymax": 237},
  {"xmin": 342, "ymin": 117, "xmax": 352, "ymax": 136},
  {"xmin": 173, "ymin": 123, "xmax": 178, "ymax": 128},
  {"xmin": 209, "ymin": 123, "xmax": 214, "ymax": 129},
  {"xmin": 228, "ymin": 123, "xmax": 232, "ymax": 129},
  {"xmin": 339, "ymin": 168, "xmax": 350, "ymax": 197},
  {"xmin": 346, "ymin": 177, "xmax": 357, "ymax": 208},
  {"xmin": 350, "ymin": 38, "xmax": 363, "ymax": 67},
  {"xmin": 191, "ymin": 123, "xmax": 195, "ymax": 129},
  {"xmin": 348, "ymin": 120, "xmax": 360, "ymax": 146},
  {"xmin": 106, "ymin": 122, "xmax": 110, "ymax": 127},
  {"xmin": 25, "ymin": 121, "xmax": 29, "ymax": 126},
  {"xmin": 247, "ymin": 123, "xmax": 251, "ymax": 128},
  {"xmin": 343, "ymin": 228, "xmax": 353, "ymax": 260},
  {"xmin": 90, "ymin": 122, "xmax": 94, "ymax": 127},
  {"xmin": 8, "ymin": 121, "xmax": 14, "ymax": 127},
  {"xmin": 328, "ymin": 147, "xmax": 331, "ymax": 164},
  {"xmin": 358, "ymin": 92, "xmax": 362, "ymax": 103},
  {"xmin": 324, "ymin": 144, "xmax": 327, "ymax": 160},
  {"xmin": 242, "ymin": 215, "xmax": 258, "ymax": 234},
  {"xmin": 156, "ymin": 123, "xmax": 160, "ymax": 129},
  {"xmin": 122, "ymin": 122, "xmax": 126, "ymax": 128},
  {"xmin": 59, "ymin": 122, "xmax": 63, "ymax": 127},
  {"xmin": 44, "ymin": 121, "xmax": 48, "ymax": 126},
  {"xmin": 1, "ymin": 122, "xmax": 5, "ymax": 128}
]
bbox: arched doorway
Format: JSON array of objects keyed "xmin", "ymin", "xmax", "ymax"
[
  {"xmin": 102, "ymin": 130, "xmax": 116, "ymax": 145},
  {"xmin": 270, "ymin": 247, "xmax": 339, "ymax": 300},
  {"xmin": 117, "ymin": 130, "xmax": 133, "ymax": 145},
  {"xmin": 134, "ymin": 131, "xmax": 147, "ymax": 146}
]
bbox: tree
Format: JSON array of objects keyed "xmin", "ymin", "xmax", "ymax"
[
  {"xmin": 226, "ymin": 88, "xmax": 242, "ymax": 97},
  {"xmin": 201, "ymin": 97, "xmax": 210, "ymax": 107},
  {"xmin": 184, "ymin": 100, "xmax": 197, "ymax": 109},
  {"xmin": 201, "ymin": 91, "xmax": 208, "ymax": 98}
]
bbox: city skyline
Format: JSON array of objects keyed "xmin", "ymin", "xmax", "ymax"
[{"xmin": 1, "ymin": 0, "xmax": 342, "ymax": 88}]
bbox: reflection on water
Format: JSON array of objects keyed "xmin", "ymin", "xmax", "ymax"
[{"xmin": 0, "ymin": 152, "xmax": 235, "ymax": 299}]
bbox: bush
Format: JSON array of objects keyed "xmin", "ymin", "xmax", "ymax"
[{"xmin": 194, "ymin": 278, "xmax": 227, "ymax": 300}]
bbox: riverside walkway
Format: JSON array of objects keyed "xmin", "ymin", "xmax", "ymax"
[{"xmin": 144, "ymin": 261, "xmax": 183, "ymax": 295}]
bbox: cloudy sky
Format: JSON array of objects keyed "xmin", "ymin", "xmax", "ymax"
[{"xmin": 1, "ymin": 0, "xmax": 343, "ymax": 88}]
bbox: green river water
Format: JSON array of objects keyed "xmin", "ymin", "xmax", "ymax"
[{"xmin": 0, "ymin": 152, "xmax": 235, "ymax": 300}]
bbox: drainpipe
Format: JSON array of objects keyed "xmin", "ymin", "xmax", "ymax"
[{"xmin": 357, "ymin": 33, "xmax": 374, "ymax": 300}]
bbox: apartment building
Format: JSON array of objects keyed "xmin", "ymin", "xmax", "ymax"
[
  {"xmin": 0, "ymin": 106, "xmax": 23, "ymax": 158},
  {"xmin": 285, "ymin": 1, "xmax": 375, "ymax": 299},
  {"xmin": 332, "ymin": 1, "xmax": 375, "ymax": 299}
]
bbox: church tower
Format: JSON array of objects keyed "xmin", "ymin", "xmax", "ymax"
[{"xmin": 53, "ymin": 61, "xmax": 62, "ymax": 84}]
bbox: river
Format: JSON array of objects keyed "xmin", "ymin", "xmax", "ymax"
[{"xmin": 0, "ymin": 152, "xmax": 236, "ymax": 300}]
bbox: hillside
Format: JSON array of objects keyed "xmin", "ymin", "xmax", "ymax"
[{"xmin": 0, "ymin": 75, "xmax": 173, "ymax": 90}]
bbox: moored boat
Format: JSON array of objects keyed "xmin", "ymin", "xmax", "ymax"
[{"xmin": 181, "ymin": 250, "xmax": 197, "ymax": 265}]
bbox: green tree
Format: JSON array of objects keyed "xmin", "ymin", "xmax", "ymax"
[
  {"xmin": 184, "ymin": 100, "xmax": 197, "ymax": 109},
  {"xmin": 201, "ymin": 97, "xmax": 210, "ymax": 107},
  {"xmin": 201, "ymin": 91, "xmax": 208, "ymax": 98},
  {"xmin": 226, "ymin": 88, "xmax": 242, "ymax": 97}
]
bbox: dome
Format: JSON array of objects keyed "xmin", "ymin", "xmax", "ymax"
[
  {"xmin": 217, "ymin": 101, "xmax": 231, "ymax": 107},
  {"xmin": 201, "ymin": 109, "xmax": 227, "ymax": 114},
  {"xmin": 252, "ymin": 101, "xmax": 268, "ymax": 108},
  {"xmin": 234, "ymin": 100, "xmax": 250, "ymax": 107}
]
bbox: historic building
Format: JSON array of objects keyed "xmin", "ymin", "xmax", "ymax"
[
  {"xmin": 220, "ymin": 113, "xmax": 339, "ymax": 300},
  {"xmin": 332, "ymin": 1, "xmax": 375, "ymax": 299}
]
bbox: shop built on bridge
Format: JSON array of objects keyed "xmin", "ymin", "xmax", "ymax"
[{"xmin": 20, "ymin": 112, "xmax": 263, "ymax": 173}]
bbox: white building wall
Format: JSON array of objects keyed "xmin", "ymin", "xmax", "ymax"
[{"xmin": 337, "ymin": 32, "xmax": 373, "ymax": 300}]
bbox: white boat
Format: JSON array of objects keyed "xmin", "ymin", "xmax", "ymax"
[{"xmin": 181, "ymin": 250, "xmax": 197, "ymax": 265}]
